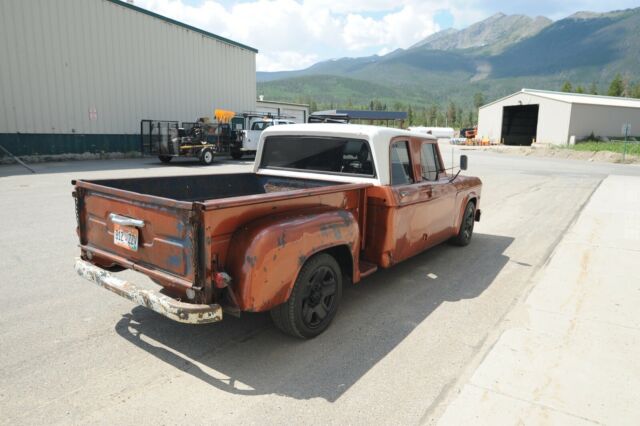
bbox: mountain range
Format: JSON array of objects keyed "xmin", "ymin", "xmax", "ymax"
[{"xmin": 257, "ymin": 8, "xmax": 640, "ymax": 110}]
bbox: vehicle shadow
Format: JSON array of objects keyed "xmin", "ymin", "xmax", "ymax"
[{"xmin": 115, "ymin": 233, "xmax": 512, "ymax": 402}]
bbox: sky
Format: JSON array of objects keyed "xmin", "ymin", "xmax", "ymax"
[{"xmin": 126, "ymin": 0, "xmax": 640, "ymax": 71}]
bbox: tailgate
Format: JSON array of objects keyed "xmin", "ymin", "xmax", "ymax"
[{"xmin": 74, "ymin": 181, "xmax": 199, "ymax": 286}]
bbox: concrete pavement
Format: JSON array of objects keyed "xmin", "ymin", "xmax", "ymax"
[
  {"xmin": 437, "ymin": 175, "xmax": 640, "ymax": 425},
  {"xmin": 1, "ymin": 153, "xmax": 638, "ymax": 425}
]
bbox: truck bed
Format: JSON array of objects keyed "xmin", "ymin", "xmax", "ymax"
[
  {"xmin": 88, "ymin": 173, "xmax": 340, "ymax": 202},
  {"xmin": 74, "ymin": 172, "xmax": 368, "ymax": 304}
]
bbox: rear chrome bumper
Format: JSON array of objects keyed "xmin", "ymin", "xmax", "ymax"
[{"xmin": 75, "ymin": 259, "xmax": 222, "ymax": 324}]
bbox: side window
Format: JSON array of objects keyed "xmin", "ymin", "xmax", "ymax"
[
  {"xmin": 421, "ymin": 143, "xmax": 439, "ymax": 181},
  {"xmin": 251, "ymin": 121, "xmax": 272, "ymax": 131},
  {"xmin": 390, "ymin": 141, "xmax": 413, "ymax": 185}
]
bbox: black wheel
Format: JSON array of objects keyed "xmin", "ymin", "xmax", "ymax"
[
  {"xmin": 230, "ymin": 150, "xmax": 243, "ymax": 160},
  {"xmin": 200, "ymin": 148, "xmax": 214, "ymax": 165},
  {"xmin": 270, "ymin": 253, "xmax": 342, "ymax": 339},
  {"xmin": 451, "ymin": 201, "xmax": 476, "ymax": 246},
  {"xmin": 158, "ymin": 155, "xmax": 172, "ymax": 163}
]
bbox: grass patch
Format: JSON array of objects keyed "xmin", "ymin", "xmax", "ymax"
[{"xmin": 569, "ymin": 139, "xmax": 640, "ymax": 156}]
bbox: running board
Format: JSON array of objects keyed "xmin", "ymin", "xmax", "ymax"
[{"xmin": 359, "ymin": 260, "xmax": 378, "ymax": 278}]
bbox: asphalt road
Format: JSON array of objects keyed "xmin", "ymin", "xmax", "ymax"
[{"xmin": 1, "ymin": 150, "xmax": 638, "ymax": 425}]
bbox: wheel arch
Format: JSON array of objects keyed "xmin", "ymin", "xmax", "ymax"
[
  {"xmin": 304, "ymin": 244, "xmax": 354, "ymax": 288},
  {"xmin": 225, "ymin": 208, "xmax": 360, "ymax": 312},
  {"xmin": 455, "ymin": 192, "xmax": 479, "ymax": 233}
]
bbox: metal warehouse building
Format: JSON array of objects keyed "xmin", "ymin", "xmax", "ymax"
[
  {"xmin": 0, "ymin": 0, "xmax": 257, "ymax": 156},
  {"xmin": 256, "ymin": 100, "xmax": 310, "ymax": 123},
  {"xmin": 478, "ymin": 89, "xmax": 640, "ymax": 146}
]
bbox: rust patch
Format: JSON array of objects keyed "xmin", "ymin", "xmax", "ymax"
[
  {"xmin": 320, "ymin": 223, "xmax": 343, "ymax": 239},
  {"xmin": 336, "ymin": 210, "xmax": 354, "ymax": 226},
  {"xmin": 277, "ymin": 232, "xmax": 286, "ymax": 248}
]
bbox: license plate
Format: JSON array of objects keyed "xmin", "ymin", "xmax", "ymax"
[{"xmin": 114, "ymin": 224, "xmax": 139, "ymax": 251}]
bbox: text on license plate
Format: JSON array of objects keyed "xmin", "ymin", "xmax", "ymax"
[{"xmin": 114, "ymin": 224, "xmax": 139, "ymax": 251}]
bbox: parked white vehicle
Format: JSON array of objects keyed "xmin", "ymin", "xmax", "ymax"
[
  {"xmin": 232, "ymin": 118, "xmax": 295, "ymax": 159},
  {"xmin": 408, "ymin": 126, "xmax": 455, "ymax": 139}
]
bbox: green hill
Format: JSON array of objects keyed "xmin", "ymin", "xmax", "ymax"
[{"xmin": 257, "ymin": 7, "xmax": 640, "ymax": 116}]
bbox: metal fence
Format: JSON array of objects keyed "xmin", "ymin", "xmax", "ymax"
[{"xmin": 140, "ymin": 120, "xmax": 179, "ymax": 155}]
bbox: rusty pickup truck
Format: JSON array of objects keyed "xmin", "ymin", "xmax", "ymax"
[{"xmin": 74, "ymin": 124, "xmax": 482, "ymax": 338}]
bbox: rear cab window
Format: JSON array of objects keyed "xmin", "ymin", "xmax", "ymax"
[
  {"xmin": 390, "ymin": 141, "xmax": 414, "ymax": 185},
  {"xmin": 260, "ymin": 136, "xmax": 376, "ymax": 177}
]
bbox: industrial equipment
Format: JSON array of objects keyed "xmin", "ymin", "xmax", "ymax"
[{"xmin": 141, "ymin": 109, "xmax": 240, "ymax": 165}]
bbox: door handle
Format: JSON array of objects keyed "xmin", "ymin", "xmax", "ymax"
[{"xmin": 109, "ymin": 213, "xmax": 145, "ymax": 228}]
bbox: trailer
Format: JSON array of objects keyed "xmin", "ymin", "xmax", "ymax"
[{"xmin": 141, "ymin": 110, "xmax": 239, "ymax": 165}]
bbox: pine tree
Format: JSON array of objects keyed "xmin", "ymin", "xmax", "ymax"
[
  {"xmin": 589, "ymin": 82, "xmax": 598, "ymax": 95},
  {"xmin": 446, "ymin": 102, "xmax": 457, "ymax": 127},
  {"xmin": 428, "ymin": 106, "xmax": 438, "ymax": 126},
  {"xmin": 473, "ymin": 92, "xmax": 485, "ymax": 109},
  {"xmin": 561, "ymin": 81, "xmax": 573, "ymax": 92},
  {"xmin": 575, "ymin": 86, "xmax": 584, "ymax": 94},
  {"xmin": 608, "ymin": 74, "xmax": 624, "ymax": 97}
]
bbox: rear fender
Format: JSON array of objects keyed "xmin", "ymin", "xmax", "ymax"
[{"xmin": 226, "ymin": 207, "xmax": 359, "ymax": 312}]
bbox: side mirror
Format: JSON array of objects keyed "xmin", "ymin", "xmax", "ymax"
[{"xmin": 460, "ymin": 155, "xmax": 468, "ymax": 171}]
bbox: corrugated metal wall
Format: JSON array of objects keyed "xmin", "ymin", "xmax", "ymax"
[
  {"xmin": 0, "ymin": 0, "xmax": 256, "ymax": 154},
  {"xmin": 256, "ymin": 101, "xmax": 309, "ymax": 123},
  {"xmin": 568, "ymin": 104, "xmax": 640, "ymax": 140}
]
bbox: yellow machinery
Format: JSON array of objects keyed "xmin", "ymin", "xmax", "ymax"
[{"xmin": 215, "ymin": 109, "xmax": 236, "ymax": 124}]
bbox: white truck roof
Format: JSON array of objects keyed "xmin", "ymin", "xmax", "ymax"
[
  {"xmin": 254, "ymin": 123, "xmax": 436, "ymax": 185},
  {"xmin": 408, "ymin": 126, "xmax": 455, "ymax": 139}
]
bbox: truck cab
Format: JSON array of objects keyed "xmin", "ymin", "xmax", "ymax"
[{"xmin": 232, "ymin": 118, "xmax": 296, "ymax": 159}]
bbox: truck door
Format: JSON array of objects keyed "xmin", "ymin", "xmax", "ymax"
[
  {"xmin": 244, "ymin": 121, "xmax": 271, "ymax": 151},
  {"xmin": 415, "ymin": 141, "xmax": 457, "ymax": 244},
  {"xmin": 388, "ymin": 139, "xmax": 457, "ymax": 263},
  {"xmin": 388, "ymin": 139, "xmax": 428, "ymax": 261}
]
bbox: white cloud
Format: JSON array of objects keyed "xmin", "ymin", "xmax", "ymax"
[
  {"xmin": 341, "ymin": 6, "xmax": 440, "ymax": 52},
  {"xmin": 127, "ymin": 0, "xmax": 640, "ymax": 71},
  {"xmin": 127, "ymin": 0, "xmax": 442, "ymax": 70},
  {"xmin": 257, "ymin": 51, "xmax": 320, "ymax": 72}
]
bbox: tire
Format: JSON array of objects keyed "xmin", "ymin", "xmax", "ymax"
[
  {"xmin": 158, "ymin": 155, "xmax": 172, "ymax": 163},
  {"xmin": 270, "ymin": 253, "xmax": 342, "ymax": 339},
  {"xmin": 230, "ymin": 150, "xmax": 243, "ymax": 160},
  {"xmin": 451, "ymin": 201, "xmax": 476, "ymax": 246},
  {"xmin": 200, "ymin": 148, "xmax": 214, "ymax": 165}
]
